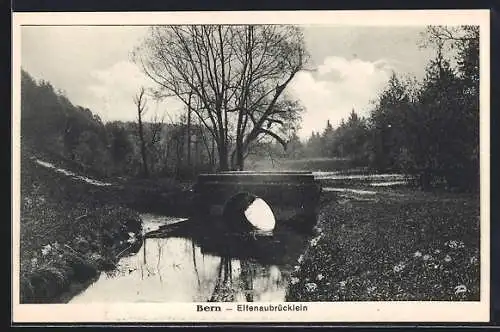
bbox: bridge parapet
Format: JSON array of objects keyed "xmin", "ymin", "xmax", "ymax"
[{"xmin": 192, "ymin": 171, "xmax": 322, "ymax": 230}]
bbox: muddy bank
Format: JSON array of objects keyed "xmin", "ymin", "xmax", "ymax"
[
  {"xmin": 19, "ymin": 155, "xmax": 150, "ymax": 303},
  {"xmin": 19, "ymin": 150, "xmax": 200, "ymax": 304},
  {"xmin": 20, "ymin": 206, "xmax": 144, "ymax": 303}
]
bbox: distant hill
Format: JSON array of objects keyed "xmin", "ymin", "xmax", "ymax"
[
  {"xmin": 21, "ymin": 69, "xmax": 112, "ymax": 178},
  {"xmin": 20, "ymin": 69, "xmax": 215, "ymax": 180}
]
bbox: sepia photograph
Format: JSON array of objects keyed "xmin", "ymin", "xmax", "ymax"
[{"xmin": 12, "ymin": 10, "xmax": 490, "ymax": 323}]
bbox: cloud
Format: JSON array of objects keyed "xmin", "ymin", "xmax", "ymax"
[
  {"xmin": 86, "ymin": 61, "xmax": 183, "ymax": 123},
  {"xmin": 287, "ymin": 56, "xmax": 394, "ymax": 139},
  {"xmin": 21, "ymin": 26, "xmax": 168, "ymax": 123},
  {"xmin": 88, "ymin": 56, "xmax": 393, "ymax": 135},
  {"xmin": 21, "ymin": 26, "xmax": 432, "ymax": 140}
]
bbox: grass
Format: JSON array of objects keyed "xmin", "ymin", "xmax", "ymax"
[
  {"xmin": 247, "ymin": 157, "xmax": 364, "ymax": 172},
  {"xmin": 19, "ymin": 150, "xmax": 146, "ymax": 303},
  {"xmin": 285, "ymin": 188, "xmax": 480, "ymax": 301}
]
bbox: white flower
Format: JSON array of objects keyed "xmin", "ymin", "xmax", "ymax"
[
  {"xmin": 339, "ymin": 281, "xmax": 347, "ymax": 288},
  {"xmin": 317, "ymin": 273, "xmax": 324, "ymax": 281},
  {"xmin": 30, "ymin": 257, "xmax": 38, "ymax": 267},
  {"xmin": 41, "ymin": 244, "xmax": 52, "ymax": 256},
  {"xmin": 434, "ymin": 249, "xmax": 441, "ymax": 254},
  {"xmin": 126, "ymin": 232, "xmax": 137, "ymax": 244},
  {"xmin": 423, "ymin": 254, "xmax": 432, "ymax": 261},
  {"xmin": 414, "ymin": 251, "xmax": 422, "ymax": 258},
  {"xmin": 444, "ymin": 255, "xmax": 452, "ymax": 263},
  {"xmin": 290, "ymin": 277, "xmax": 300, "ymax": 285},
  {"xmin": 367, "ymin": 286, "xmax": 377, "ymax": 293},
  {"xmin": 393, "ymin": 262, "xmax": 406, "ymax": 273},
  {"xmin": 454, "ymin": 284, "xmax": 467, "ymax": 295},
  {"xmin": 310, "ymin": 236, "xmax": 321, "ymax": 247},
  {"xmin": 293, "ymin": 265, "xmax": 300, "ymax": 272},
  {"xmin": 297, "ymin": 255, "xmax": 304, "ymax": 264},
  {"xmin": 470, "ymin": 256, "xmax": 478, "ymax": 265},
  {"xmin": 446, "ymin": 240, "xmax": 465, "ymax": 249},
  {"xmin": 304, "ymin": 282, "xmax": 317, "ymax": 293}
]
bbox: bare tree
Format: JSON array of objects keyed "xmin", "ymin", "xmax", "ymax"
[
  {"xmin": 147, "ymin": 111, "xmax": 165, "ymax": 175},
  {"xmin": 132, "ymin": 25, "xmax": 308, "ymax": 171},
  {"xmin": 133, "ymin": 87, "xmax": 150, "ymax": 177},
  {"xmin": 420, "ymin": 25, "xmax": 479, "ymax": 86}
]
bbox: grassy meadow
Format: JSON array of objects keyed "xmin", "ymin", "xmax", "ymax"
[{"xmin": 286, "ymin": 187, "xmax": 481, "ymax": 301}]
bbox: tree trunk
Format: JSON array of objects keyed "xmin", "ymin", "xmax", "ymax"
[
  {"xmin": 187, "ymin": 105, "xmax": 192, "ymax": 169},
  {"xmin": 229, "ymin": 134, "xmax": 245, "ymax": 171},
  {"xmin": 419, "ymin": 170, "xmax": 432, "ymax": 190},
  {"xmin": 211, "ymin": 138, "xmax": 216, "ymax": 171},
  {"xmin": 236, "ymin": 148, "xmax": 244, "ymax": 171},
  {"xmin": 186, "ymin": 109, "xmax": 191, "ymax": 168},
  {"xmin": 163, "ymin": 141, "xmax": 171, "ymax": 175},
  {"xmin": 137, "ymin": 112, "xmax": 149, "ymax": 178},
  {"xmin": 231, "ymin": 144, "xmax": 245, "ymax": 171},
  {"xmin": 194, "ymin": 129, "xmax": 199, "ymax": 176},
  {"xmin": 175, "ymin": 136, "xmax": 182, "ymax": 178},
  {"xmin": 218, "ymin": 144, "xmax": 229, "ymax": 171}
]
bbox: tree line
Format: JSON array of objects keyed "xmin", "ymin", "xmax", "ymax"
[
  {"xmin": 21, "ymin": 69, "xmax": 218, "ymax": 180},
  {"xmin": 279, "ymin": 26, "xmax": 479, "ymax": 191},
  {"xmin": 21, "ymin": 25, "xmax": 479, "ymax": 191}
]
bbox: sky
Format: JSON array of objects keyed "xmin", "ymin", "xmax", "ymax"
[{"xmin": 21, "ymin": 25, "xmax": 435, "ymax": 140}]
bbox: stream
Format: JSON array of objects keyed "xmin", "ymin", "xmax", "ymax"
[
  {"xmin": 69, "ymin": 214, "xmax": 309, "ymax": 303},
  {"xmin": 31, "ymin": 159, "xmax": 407, "ymax": 303}
]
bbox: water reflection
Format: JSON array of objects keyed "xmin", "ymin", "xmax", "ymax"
[{"xmin": 70, "ymin": 217, "xmax": 307, "ymax": 303}]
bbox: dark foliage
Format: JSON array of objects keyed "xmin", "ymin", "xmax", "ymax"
[
  {"xmin": 282, "ymin": 25, "xmax": 479, "ymax": 192},
  {"xmin": 21, "ymin": 69, "xmax": 217, "ymax": 180}
]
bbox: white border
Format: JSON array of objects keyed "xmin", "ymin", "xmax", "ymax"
[{"xmin": 11, "ymin": 10, "xmax": 491, "ymax": 323}]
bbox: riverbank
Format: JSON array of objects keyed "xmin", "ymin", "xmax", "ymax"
[
  {"xmin": 285, "ymin": 187, "xmax": 481, "ymax": 301},
  {"xmin": 18, "ymin": 153, "xmax": 186, "ymax": 303}
]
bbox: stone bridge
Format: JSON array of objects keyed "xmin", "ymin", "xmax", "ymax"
[{"xmin": 191, "ymin": 171, "xmax": 322, "ymax": 231}]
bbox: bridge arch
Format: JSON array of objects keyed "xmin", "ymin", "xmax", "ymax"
[
  {"xmin": 192, "ymin": 171, "xmax": 322, "ymax": 231},
  {"xmin": 222, "ymin": 192, "xmax": 276, "ymax": 232}
]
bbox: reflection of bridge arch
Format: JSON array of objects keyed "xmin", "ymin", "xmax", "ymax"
[{"xmin": 209, "ymin": 257, "xmax": 285, "ymax": 303}]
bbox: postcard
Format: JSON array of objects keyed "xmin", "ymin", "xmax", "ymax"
[{"xmin": 11, "ymin": 9, "xmax": 490, "ymax": 323}]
